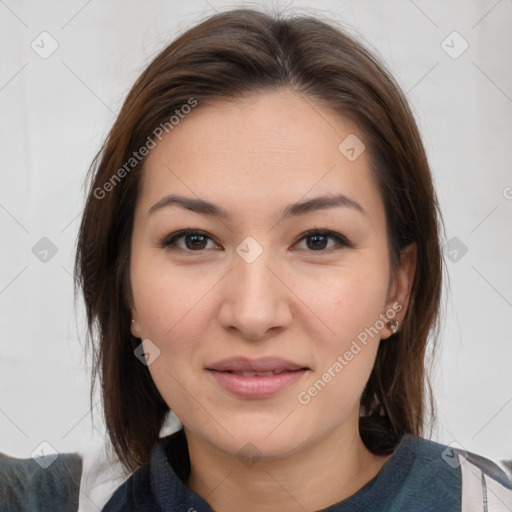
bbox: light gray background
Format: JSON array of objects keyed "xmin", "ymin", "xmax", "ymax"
[{"xmin": 1, "ymin": 0, "xmax": 511, "ymax": 473}]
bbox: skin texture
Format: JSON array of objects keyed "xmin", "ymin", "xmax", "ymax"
[{"xmin": 129, "ymin": 90, "xmax": 416, "ymax": 512}]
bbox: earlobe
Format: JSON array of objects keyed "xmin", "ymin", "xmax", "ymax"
[
  {"xmin": 130, "ymin": 317, "xmax": 141, "ymax": 338},
  {"xmin": 383, "ymin": 242, "xmax": 417, "ymax": 338}
]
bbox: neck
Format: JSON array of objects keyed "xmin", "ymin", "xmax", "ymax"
[{"xmin": 185, "ymin": 420, "xmax": 392, "ymax": 512}]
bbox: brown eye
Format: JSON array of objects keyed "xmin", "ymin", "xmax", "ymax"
[
  {"xmin": 183, "ymin": 233, "xmax": 208, "ymax": 250},
  {"xmin": 161, "ymin": 230, "xmax": 219, "ymax": 252},
  {"xmin": 306, "ymin": 234, "xmax": 329, "ymax": 250},
  {"xmin": 295, "ymin": 230, "xmax": 351, "ymax": 252}
]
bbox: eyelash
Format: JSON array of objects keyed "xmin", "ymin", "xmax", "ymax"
[{"xmin": 159, "ymin": 228, "xmax": 352, "ymax": 254}]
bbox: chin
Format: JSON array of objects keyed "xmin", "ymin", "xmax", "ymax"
[{"xmin": 186, "ymin": 412, "xmax": 315, "ymax": 461}]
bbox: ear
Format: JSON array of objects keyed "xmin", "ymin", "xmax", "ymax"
[
  {"xmin": 381, "ymin": 242, "xmax": 417, "ymax": 339},
  {"xmin": 130, "ymin": 313, "xmax": 142, "ymax": 339}
]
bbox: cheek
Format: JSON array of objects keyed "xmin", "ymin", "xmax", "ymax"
[
  {"xmin": 131, "ymin": 264, "xmax": 214, "ymax": 417},
  {"xmin": 130, "ymin": 249, "xmax": 218, "ymax": 343},
  {"xmin": 296, "ymin": 265, "xmax": 389, "ymax": 402},
  {"xmin": 297, "ymin": 276, "xmax": 385, "ymax": 415},
  {"xmin": 302, "ymin": 268, "xmax": 389, "ymax": 348},
  {"xmin": 130, "ymin": 253, "xmax": 221, "ymax": 404}
]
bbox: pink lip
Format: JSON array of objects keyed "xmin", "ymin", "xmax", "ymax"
[
  {"xmin": 207, "ymin": 356, "xmax": 307, "ymax": 373},
  {"xmin": 206, "ymin": 356, "xmax": 309, "ymax": 398}
]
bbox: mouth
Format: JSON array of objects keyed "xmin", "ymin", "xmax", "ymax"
[
  {"xmin": 206, "ymin": 356, "xmax": 308, "ymax": 373},
  {"xmin": 206, "ymin": 357, "xmax": 309, "ymax": 398},
  {"xmin": 219, "ymin": 370, "xmax": 296, "ymax": 376}
]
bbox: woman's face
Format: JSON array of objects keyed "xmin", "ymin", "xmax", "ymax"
[{"xmin": 129, "ymin": 90, "xmax": 414, "ymax": 459}]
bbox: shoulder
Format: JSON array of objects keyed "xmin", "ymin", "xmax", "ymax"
[
  {"xmin": 101, "ymin": 429, "xmax": 197, "ymax": 511},
  {"xmin": 100, "ymin": 454, "xmax": 157, "ymax": 512},
  {"xmin": 394, "ymin": 435, "xmax": 512, "ymax": 511},
  {"xmin": 456, "ymin": 445, "xmax": 512, "ymax": 511}
]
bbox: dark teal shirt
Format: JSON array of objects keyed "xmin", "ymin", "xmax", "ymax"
[{"xmin": 102, "ymin": 429, "xmax": 512, "ymax": 511}]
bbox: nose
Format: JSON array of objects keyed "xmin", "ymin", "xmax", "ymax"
[{"xmin": 218, "ymin": 250, "xmax": 293, "ymax": 341}]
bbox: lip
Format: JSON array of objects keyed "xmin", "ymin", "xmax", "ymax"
[
  {"xmin": 207, "ymin": 356, "xmax": 307, "ymax": 373},
  {"xmin": 206, "ymin": 356, "xmax": 309, "ymax": 398}
]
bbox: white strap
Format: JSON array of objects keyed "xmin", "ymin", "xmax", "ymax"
[
  {"xmin": 461, "ymin": 454, "xmax": 512, "ymax": 512},
  {"xmin": 461, "ymin": 454, "xmax": 485, "ymax": 512},
  {"xmin": 486, "ymin": 473, "xmax": 512, "ymax": 511}
]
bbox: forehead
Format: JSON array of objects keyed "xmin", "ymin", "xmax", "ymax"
[{"xmin": 137, "ymin": 90, "xmax": 385, "ymax": 223}]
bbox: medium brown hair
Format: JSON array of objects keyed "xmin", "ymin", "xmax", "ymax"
[{"xmin": 74, "ymin": 7, "xmax": 445, "ymax": 472}]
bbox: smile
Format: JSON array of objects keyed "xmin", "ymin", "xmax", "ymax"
[
  {"xmin": 225, "ymin": 370, "xmax": 288, "ymax": 376},
  {"xmin": 207, "ymin": 368, "xmax": 308, "ymax": 398}
]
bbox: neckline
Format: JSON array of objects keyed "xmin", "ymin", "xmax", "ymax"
[
  {"xmin": 323, "ymin": 435, "xmax": 417, "ymax": 510},
  {"xmin": 150, "ymin": 431, "xmax": 418, "ymax": 511}
]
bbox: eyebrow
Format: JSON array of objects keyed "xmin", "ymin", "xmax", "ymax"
[{"xmin": 148, "ymin": 193, "xmax": 366, "ymax": 219}]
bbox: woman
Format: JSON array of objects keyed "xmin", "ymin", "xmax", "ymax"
[{"xmin": 74, "ymin": 7, "xmax": 512, "ymax": 511}]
